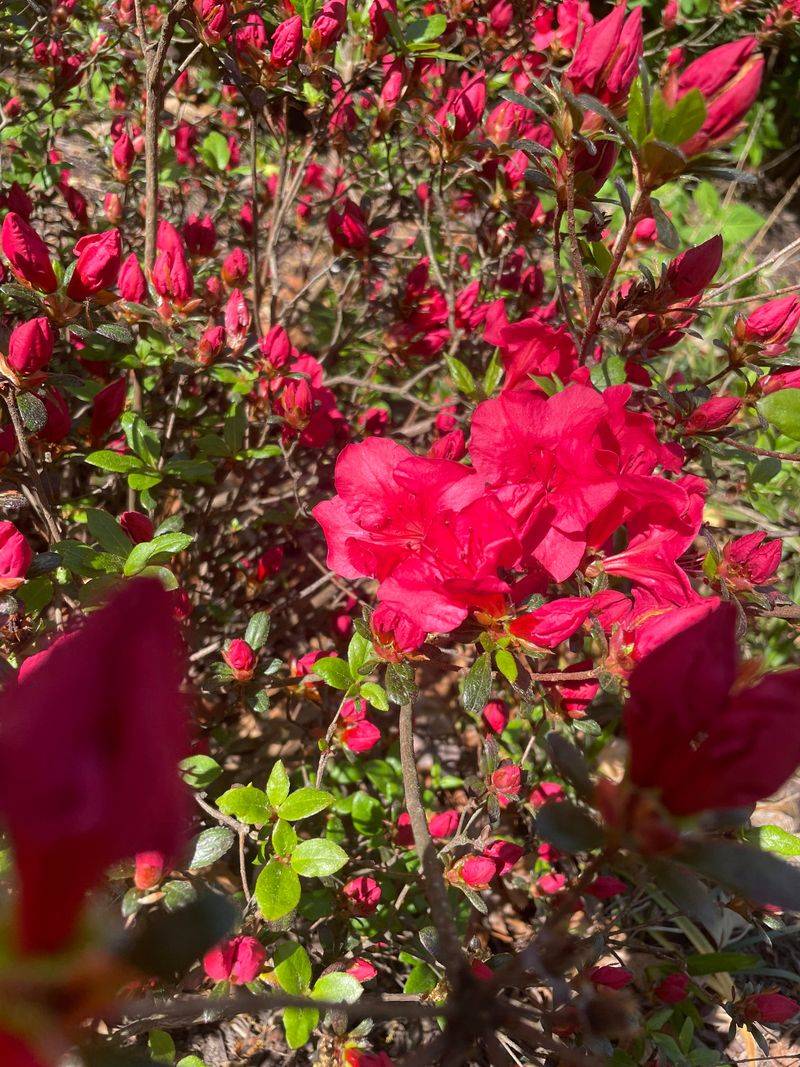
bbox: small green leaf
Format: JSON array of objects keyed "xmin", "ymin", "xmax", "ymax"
[
  {"xmin": 747, "ymin": 824, "xmax": 800, "ymax": 857},
  {"xmin": 312, "ymin": 972, "xmax": 362, "ymax": 1003},
  {"xmin": 85, "ymin": 450, "xmax": 143, "ymax": 474},
  {"xmin": 759, "ymin": 389, "xmax": 800, "ymax": 442},
  {"xmin": 266, "ymin": 760, "xmax": 291, "ymax": 809},
  {"xmin": 86, "ymin": 508, "xmax": 134, "ymax": 555},
  {"xmin": 97, "ymin": 322, "xmax": 134, "ymax": 344},
  {"xmin": 148, "ymin": 1030, "xmax": 176, "ymax": 1064},
  {"xmin": 199, "ymin": 130, "xmax": 231, "ymax": 171},
  {"xmin": 313, "ymin": 655, "xmax": 353, "ymax": 690},
  {"xmin": 162, "ymin": 880, "xmax": 197, "ymax": 912},
  {"xmin": 278, "ymin": 787, "xmax": 334, "ymax": 822},
  {"xmin": 385, "ymin": 661, "xmax": 416, "ymax": 705},
  {"xmin": 245, "ymin": 611, "xmax": 271, "ymax": 650},
  {"xmin": 685, "ymin": 951, "xmax": 760, "ymax": 976},
  {"xmin": 282, "ymin": 1006, "xmax": 318, "ymax": 1049},
  {"xmin": 274, "ymin": 940, "xmax": 312, "ymax": 994},
  {"xmin": 360, "ymin": 682, "xmax": 389, "ymax": 711},
  {"xmin": 347, "ymin": 630, "xmax": 372, "ymax": 676},
  {"xmin": 179, "ymin": 755, "xmax": 222, "ymax": 789},
  {"xmin": 462, "ymin": 652, "xmax": 492, "ymax": 713},
  {"xmin": 404, "ymin": 961, "xmax": 438, "ymax": 995},
  {"xmin": 445, "ymin": 355, "xmax": 476, "ymax": 396},
  {"xmin": 404, "ymin": 12, "xmax": 446, "ymax": 43},
  {"xmin": 216, "ymin": 785, "xmax": 271, "ymax": 825},
  {"xmin": 17, "ymin": 391, "xmax": 47, "ymax": 432},
  {"xmin": 123, "ymin": 532, "xmax": 193, "ymax": 576},
  {"xmin": 291, "ymin": 838, "xmax": 348, "ymax": 878},
  {"xmin": 188, "ymin": 826, "xmax": 235, "ymax": 869},
  {"xmin": 272, "ymin": 819, "xmax": 298, "ymax": 857},
  {"xmin": 255, "ymin": 859, "xmax": 301, "ymax": 921},
  {"xmin": 495, "ymin": 649, "xmax": 518, "ymax": 685}
]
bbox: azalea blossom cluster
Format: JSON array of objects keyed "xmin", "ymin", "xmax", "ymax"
[{"xmin": 2, "ymin": 0, "xmax": 800, "ymax": 1063}]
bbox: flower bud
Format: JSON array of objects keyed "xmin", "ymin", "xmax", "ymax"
[
  {"xmin": 194, "ymin": 0, "xmax": 230, "ymax": 44},
  {"xmin": 1, "ymin": 212, "xmax": 57, "ymax": 293},
  {"xmin": 369, "ymin": 0, "xmax": 397, "ymax": 42},
  {"xmin": 134, "ymin": 850, "xmax": 164, "ymax": 890},
  {"xmin": 223, "ymin": 638, "xmax": 257, "ymax": 681},
  {"xmin": 564, "ymin": 3, "xmax": 643, "ymax": 111},
  {"xmin": 0, "ymin": 521, "xmax": 32, "ymax": 591},
  {"xmin": 270, "ymin": 14, "xmax": 303, "ymax": 68},
  {"xmin": 203, "ymin": 935, "xmax": 266, "ymax": 985},
  {"xmin": 6, "ymin": 316, "xmax": 55, "ymax": 376},
  {"xmin": 90, "ymin": 376, "xmax": 127, "ymax": 440},
  {"xmin": 481, "ymin": 698, "xmax": 509, "ymax": 734},
  {"xmin": 684, "ymin": 395, "xmax": 742, "ymax": 434},
  {"xmin": 342, "ymin": 876, "xmax": 382, "ymax": 915},
  {"xmin": 104, "ymin": 191, "xmax": 123, "ymax": 224},
  {"xmin": 458, "ymin": 854, "xmax": 497, "ymax": 888},
  {"xmin": 741, "ymin": 992, "xmax": 799, "ymax": 1024},
  {"xmin": 718, "ymin": 532, "xmax": 781, "ymax": 590},
  {"xmin": 118, "ymin": 253, "xmax": 147, "ymax": 303},
  {"xmin": 654, "ymin": 972, "xmax": 689, "ymax": 1004},
  {"xmin": 119, "ymin": 511, "xmax": 154, "ymax": 544},
  {"xmin": 590, "ymin": 965, "xmax": 634, "ymax": 990},
  {"xmin": 221, "ymin": 247, "xmax": 249, "ymax": 287},
  {"xmin": 67, "ymin": 229, "xmax": 122, "ymax": 301},
  {"xmin": 197, "ymin": 324, "xmax": 225, "ymax": 365},
  {"xmin": 40, "ymin": 385, "xmax": 71, "ymax": 443},
  {"xmin": 664, "ymin": 235, "xmax": 723, "ymax": 299},
  {"xmin": 327, "ymin": 200, "xmax": 370, "ymax": 253},
  {"xmin": 224, "ymin": 288, "xmax": 250, "ymax": 351},
  {"xmin": 182, "ymin": 213, "xmax": 217, "ymax": 256},
  {"xmin": 111, "ymin": 132, "xmax": 135, "ymax": 181},
  {"xmin": 733, "ymin": 294, "xmax": 800, "ymax": 360}
]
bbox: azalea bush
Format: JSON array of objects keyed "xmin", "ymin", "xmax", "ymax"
[{"xmin": 3, "ymin": 0, "xmax": 800, "ymax": 1064}]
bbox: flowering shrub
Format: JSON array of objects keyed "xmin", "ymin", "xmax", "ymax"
[{"xmin": 2, "ymin": 0, "xmax": 800, "ymax": 1064}]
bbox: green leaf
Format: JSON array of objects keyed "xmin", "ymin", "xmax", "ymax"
[
  {"xmin": 85, "ymin": 450, "xmax": 143, "ymax": 474},
  {"xmin": 148, "ymin": 1030, "xmax": 175, "ymax": 1064},
  {"xmin": 162, "ymin": 880, "xmax": 197, "ymax": 912},
  {"xmin": 747, "ymin": 824, "xmax": 800, "ymax": 857},
  {"xmin": 274, "ymin": 940, "xmax": 312, "ymax": 994},
  {"xmin": 282, "ymin": 1006, "xmax": 318, "ymax": 1049},
  {"xmin": 179, "ymin": 754, "xmax": 222, "ymax": 789},
  {"xmin": 535, "ymin": 800, "xmax": 603, "ymax": 852},
  {"xmin": 590, "ymin": 355, "xmax": 627, "ymax": 390},
  {"xmin": 685, "ymin": 951, "xmax": 760, "ymax": 976},
  {"xmin": 17, "ymin": 391, "xmax": 47, "ymax": 432},
  {"xmin": 759, "ymin": 389, "xmax": 800, "ymax": 441},
  {"xmin": 216, "ymin": 785, "xmax": 271, "ymax": 825},
  {"xmin": 446, "ymin": 355, "xmax": 476, "ymax": 396},
  {"xmin": 123, "ymin": 532, "xmax": 193, "ymax": 576},
  {"xmin": 462, "ymin": 652, "xmax": 492, "ymax": 713},
  {"xmin": 494, "ymin": 649, "xmax": 517, "ymax": 685},
  {"xmin": 312, "ymin": 655, "xmax": 353, "ymax": 690},
  {"xmin": 312, "ymin": 972, "xmax": 363, "ymax": 1003},
  {"xmin": 266, "ymin": 759, "xmax": 291, "ymax": 809},
  {"xmin": 291, "ymin": 838, "xmax": 348, "ymax": 878},
  {"xmin": 120, "ymin": 411, "xmax": 161, "ymax": 466},
  {"xmin": 255, "ymin": 859, "xmax": 301, "ymax": 921},
  {"xmin": 86, "ymin": 508, "xmax": 134, "ymax": 555},
  {"xmin": 544, "ymin": 732, "xmax": 592, "ymax": 800},
  {"xmin": 272, "ymin": 819, "xmax": 298, "ymax": 857},
  {"xmin": 385, "ymin": 661, "xmax": 416, "ymax": 706},
  {"xmin": 245, "ymin": 611, "xmax": 271, "ymax": 650},
  {"xmin": 278, "ymin": 787, "xmax": 334, "ymax": 822},
  {"xmin": 18, "ymin": 576, "xmax": 54, "ymax": 614},
  {"xmin": 199, "ymin": 130, "xmax": 231, "ymax": 171},
  {"xmin": 350, "ymin": 792, "xmax": 383, "ymax": 835},
  {"xmin": 188, "ymin": 826, "xmax": 235, "ymax": 869},
  {"xmin": 404, "ymin": 961, "xmax": 438, "ymax": 995},
  {"xmin": 360, "ymin": 682, "xmax": 389, "ymax": 711},
  {"xmin": 653, "ymin": 88, "xmax": 706, "ymax": 147},
  {"xmin": 404, "ymin": 12, "xmax": 446, "ymax": 43},
  {"xmin": 97, "ymin": 322, "xmax": 134, "ymax": 344},
  {"xmin": 680, "ymin": 839, "xmax": 800, "ymax": 909},
  {"xmin": 128, "ymin": 472, "xmax": 162, "ymax": 492},
  {"xmin": 177, "ymin": 1059, "xmax": 208, "ymax": 1067},
  {"xmin": 720, "ymin": 202, "xmax": 763, "ymax": 244},
  {"xmin": 347, "ymin": 630, "xmax": 372, "ymax": 676}
]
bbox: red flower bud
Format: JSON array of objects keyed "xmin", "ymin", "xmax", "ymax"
[
  {"xmin": 203, "ymin": 935, "xmax": 266, "ymax": 985},
  {"xmin": 221, "ymin": 247, "xmax": 249, "ymax": 287},
  {"xmin": 182, "ymin": 213, "xmax": 217, "ymax": 256},
  {"xmin": 664, "ymin": 235, "xmax": 723, "ymax": 299},
  {"xmin": 224, "ymin": 288, "xmax": 250, "ymax": 351},
  {"xmin": 654, "ymin": 972, "xmax": 689, "ymax": 1004},
  {"xmin": 223, "ymin": 638, "xmax": 257, "ymax": 680},
  {"xmin": 1, "ymin": 212, "xmax": 57, "ymax": 293},
  {"xmin": 0, "ymin": 521, "xmax": 31, "ymax": 591},
  {"xmin": 684, "ymin": 395, "xmax": 742, "ymax": 434},
  {"xmin": 342, "ymin": 876, "xmax": 382, "ymax": 914},
  {"xmin": 673, "ymin": 37, "xmax": 763, "ymax": 157},
  {"xmin": 459, "ymin": 854, "xmax": 497, "ymax": 888},
  {"xmin": 197, "ymin": 324, "xmax": 225, "ymax": 365},
  {"xmin": 719, "ymin": 531, "xmax": 780, "ymax": 590},
  {"xmin": 104, "ymin": 192, "xmax": 123, "ymax": 224},
  {"xmin": 40, "ymin": 385, "xmax": 71, "ymax": 443},
  {"xmin": 134, "ymin": 850, "xmax": 164, "ymax": 890},
  {"xmin": 369, "ymin": 0, "xmax": 397, "ymax": 42},
  {"xmin": 308, "ymin": 0, "xmax": 347, "ymax": 51},
  {"xmin": 119, "ymin": 511, "xmax": 154, "ymax": 544},
  {"xmin": 111, "ymin": 131, "xmax": 135, "ymax": 181},
  {"xmin": 270, "ymin": 14, "xmax": 303, "ymax": 68},
  {"xmin": 741, "ymin": 992, "xmax": 799, "ymax": 1024},
  {"xmin": 118, "ymin": 253, "xmax": 147, "ymax": 303},
  {"xmin": 91, "ymin": 376, "xmax": 127, "ymax": 440},
  {"xmin": 194, "ymin": 0, "xmax": 230, "ymax": 44},
  {"xmin": 67, "ymin": 229, "xmax": 122, "ymax": 301},
  {"xmin": 481, "ymin": 698, "xmax": 509, "ymax": 734},
  {"xmin": 327, "ymin": 200, "xmax": 370, "ymax": 253},
  {"xmin": 564, "ymin": 2, "xmax": 643, "ymax": 110},
  {"xmin": 152, "ymin": 246, "xmax": 194, "ymax": 307},
  {"xmin": 737, "ymin": 294, "xmax": 800, "ymax": 358},
  {"xmin": 584, "ymin": 875, "xmax": 628, "ymax": 900},
  {"xmin": 6, "ymin": 316, "xmax": 55, "ymax": 376}
]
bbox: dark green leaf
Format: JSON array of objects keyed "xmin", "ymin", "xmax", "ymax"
[
  {"xmin": 188, "ymin": 826, "xmax": 235, "ymax": 869},
  {"xmin": 179, "ymin": 755, "xmax": 222, "ymax": 789},
  {"xmin": 245, "ymin": 611, "xmax": 271, "ymax": 650},
  {"xmin": 535, "ymin": 800, "xmax": 603, "ymax": 852},
  {"xmin": 462, "ymin": 652, "xmax": 492, "ymax": 713},
  {"xmin": 680, "ymin": 839, "xmax": 800, "ymax": 909}
]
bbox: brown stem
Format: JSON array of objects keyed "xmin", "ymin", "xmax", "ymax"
[
  {"xmin": 249, "ymin": 110, "xmax": 262, "ymax": 332},
  {"xmin": 398, "ymin": 700, "xmax": 465, "ymax": 982},
  {"xmin": 579, "ymin": 190, "xmax": 644, "ymax": 362},
  {"xmin": 564, "ymin": 142, "xmax": 591, "ymax": 319}
]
